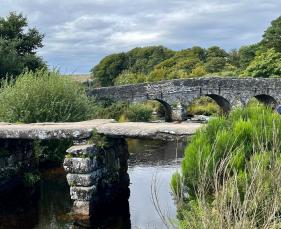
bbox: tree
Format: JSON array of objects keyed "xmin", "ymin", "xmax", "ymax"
[
  {"xmin": 204, "ymin": 46, "xmax": 228, "ymax": 73},
  {"xmin": 91, "ymin": 46, "xmax": 174, "ymax": 86},
  {"xmin": 91, "ymin": 53, "xmax": 127, "ymax": 87},
  {"xmin": 261, "ymin": 15, "xmax": 281, "ymax": 52},
  {"xmin": 0, "ymin": 12, "xmax": 45, "ymax": 77},
  {"xmin": 242, "ymin": 49, "xmax": 281, "ymax": 78},
  {"xmin": 206, "ymin": 46, "xmax": 228, "ymax": 59},
  {"xmin": 238, "ymin": 44, "xmax": 259, "ymax": 69},
  {"xmin": 126, "ymin": 46, "xmax": 174, "ymax": 73},
  {"xmin": 205, "ymin": 57, "xmax": 227, "ymax": 73}
]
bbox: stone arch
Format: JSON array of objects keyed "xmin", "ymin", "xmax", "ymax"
[
  {"xmin": 152, "ymin": 99, "xmax": 173, "ymax": 122},
  {"xmin": 250, "ymin": 94, "xmax": 277, "ymax": 108},
  {"xmin": 206, "ymin": 94, "xmax": 231, "ymax": 113}
]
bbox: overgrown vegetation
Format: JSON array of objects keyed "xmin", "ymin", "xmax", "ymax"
[
  {"xmin": 127, "ymin": 104, "xmax": 153, "ymax": 122},
  {"xmin": 92, "ymin": 99, "xmax": 154, "ymax": 122},
  {"xmin": 171, "ymin": 105, "xmax": 281, "ymax": 228},
  {"xmin": 0, "ymin": 69, "xmax": 93, "ymax": 123}
]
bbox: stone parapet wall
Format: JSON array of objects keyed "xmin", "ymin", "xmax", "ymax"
[
  {"xmin": 63, "ymin": 137, "xmax": 129, "ymax": 215},
  {"xmin": 90, "ymin": 77, "xmax": 281, "ymax": 121}
]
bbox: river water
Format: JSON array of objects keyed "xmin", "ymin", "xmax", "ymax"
[{"xmin": 0, "ymin": 139, "xmax": 186, "ymax": 229}]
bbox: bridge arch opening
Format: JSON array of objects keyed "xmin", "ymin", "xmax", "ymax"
[
  {"xmin": 147, "ymin": 99, "xmax": 172, "ymax": 122},
  {"xmin": 248, "ymin": 94, "xmax": 277, "ymax": 108},
  {"xmin": 187, "ymin": 94, "xmax": 231, "ymax": 117}
]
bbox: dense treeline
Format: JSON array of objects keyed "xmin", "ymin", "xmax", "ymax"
[{"xmin": 91, "ymin": 15, "xmax": 281, "ymax": 86}]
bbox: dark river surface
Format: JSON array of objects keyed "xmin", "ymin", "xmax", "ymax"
[{"xmin": 0, "ymin": 139, "xmax": 186, "ymax": 229}]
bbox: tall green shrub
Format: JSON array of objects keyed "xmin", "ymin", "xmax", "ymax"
[
  {"xmin": 0, "ymin": 69, "xmax": 92, "ymax": 123},
  {"xmin": 173, "ymin": 105, "xmax": 281, "ymax": 228},
  {"xmin": 127, "ymin": 104, "xmax": 153, "ymax": 122}
]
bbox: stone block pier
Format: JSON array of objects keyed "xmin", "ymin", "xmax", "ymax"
[{"xmin": 0, "ymin": 119, "xmax": 202, "ymax": 216}]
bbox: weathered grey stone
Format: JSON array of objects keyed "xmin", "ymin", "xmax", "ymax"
[
  {"xmin": 0, "ymin": 139, "xmax": 35, "ymax": 192},
  {"xmin": 171, "ymin": 102, "xmax": 187, "ymax": 121},
  {"xmin": 63, "ymin": 158, "xmax": 97, "ymax": 174},
  {"xmin": 66, "ymin": 144, "xmax": 99, "ymax": 157},
  {"xmin": 89, "ymin": 77, "xmax": 281, "ymax": 121},
  {"xmin": 66, "ymin": 170, "xmax": 103, "ymax": 187},
  {"xmin": 73, "ymin": 200, "xmax": 91, "ymax": 215},
  {"xmin": 0, "ymin": 120, "xmax": 201, "ymax": 141},
  {"xmin": 70, "ymin": 185, "xmax": 96, "ymax": 201},
  {"xmin": 63, "ymin": 138, "xmax": 130, "ymax": 216}
]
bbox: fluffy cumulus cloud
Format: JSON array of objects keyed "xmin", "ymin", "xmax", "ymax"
[{"xmin": 1, "ymin": 0, "xmax": 281, "ymax": 73}]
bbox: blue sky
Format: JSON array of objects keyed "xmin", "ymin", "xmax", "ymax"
[{"xmin": 1, "ymin": 0, "xmax": 281, "ymax": 74}]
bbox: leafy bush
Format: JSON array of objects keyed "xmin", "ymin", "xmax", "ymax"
[
  {"xmin": 0, "ymin": 69, "xmax": 92, "ymax": 123},
  {"xmin": 241, "ymin": 48, "xmax": 281, "ymax": 78},
  {"xmin": 126, "ymin": 104, "xmax": 153, "ymax": 122},
  {"xmin": 114, "ymin": 70, "xmax": 147, "ymax": 85}
]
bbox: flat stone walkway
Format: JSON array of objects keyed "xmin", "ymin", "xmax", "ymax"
[{"xmin": 0, "ymin": 120, "xmax": 203, "ymax": 141}]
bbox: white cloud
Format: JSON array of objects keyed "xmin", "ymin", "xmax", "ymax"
[{"xmin": 0, "ymin": 0, "xmax": 281, "ymax": 73}]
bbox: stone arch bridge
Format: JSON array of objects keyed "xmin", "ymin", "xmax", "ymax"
[{"xmin": 89, "ymin": 77, "xmax": 281, "ymax": 121}]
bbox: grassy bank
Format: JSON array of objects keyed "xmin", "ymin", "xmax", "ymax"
[{"xmin": 172, "ymin": 105, "xmax": 281, "ymax": 228}]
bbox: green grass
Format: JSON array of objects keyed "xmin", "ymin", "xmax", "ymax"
[{"xmin": 172, "ymin": 104, "xmax": 281, "ymax": 228}]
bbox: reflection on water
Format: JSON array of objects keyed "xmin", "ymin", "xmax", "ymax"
[
  {"xmin": 0, "ymin": 139, "xmax": 186, "ymax": 229},
  {"xmin": 128, "ymin": 139, "xmax": 185, "ymax": 229}
]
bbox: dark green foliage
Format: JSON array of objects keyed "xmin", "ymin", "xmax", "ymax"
[
  {"xmin": 126, "ymin": 104, "xmax": 153, "ymax": 122},
  {"xmin": 206, "ymin": 46, "xmax": 228, "ymax": 59},
  {"xmin": 126, "ymin": 46, "xmax": 174, "ymax": 73},
  {"xmin": 262, "ymin": 15, "xmax": 281, "ymax": 52},
  {"xmin": 0, "ymin": 69, "xmax": 93, "ymax": 123},
  {"xmin": 91, "ymin": 53, "xmax": 127, "ymax": 87},
  {"xmin": 91, "ymin": 46, "xmax": 174, "ymax": 86},
  {"xmin": 0, "ymin": 12, "xmax": 45, "ymax": 78},
  {"xmin": 204, "ymin": 46, "xmax": 229, "ymax": 73},
  {"xmin": 238, "ymin": 44, "xmax": 259, "ymax": 69}
]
